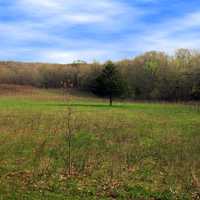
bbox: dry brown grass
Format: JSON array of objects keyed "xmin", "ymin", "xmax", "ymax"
[{"xmin": 0, "ymin": 84, "xmax": 37, "ymax": 95}]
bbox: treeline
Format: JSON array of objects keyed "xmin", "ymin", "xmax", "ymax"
[{"xmin": 0, "ymin": 49, "xmax": 200, "ymax": 101}]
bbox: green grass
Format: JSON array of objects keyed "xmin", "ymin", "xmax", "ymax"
[{"xmin": 0, "ymin": 89, "xmax": 200, "ymax": 199}]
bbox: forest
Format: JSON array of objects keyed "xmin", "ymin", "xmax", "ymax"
[{"xmin": 0, "ymin": 48, "xmax": 200, "ymax": 101}]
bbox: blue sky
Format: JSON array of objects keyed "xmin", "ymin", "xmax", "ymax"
[{"xmin": 1, "ymin": 0, "xmax": 200, "ymax": 63}]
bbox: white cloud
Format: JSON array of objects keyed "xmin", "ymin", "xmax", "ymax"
[
  {"xmin": 125, "ymin": 10, "xmax": 200, "ymax": 54},
  {"xmin": 0, "ymin": 0, "xmax": 145, "ymax": 62},
  {"xmin": 39, "ymin": 49, "xmax": 111, "ymax": 63},
  {"xmin": 17, "ymin": 0, "xmax": 138, "ymax": 25},
  {"xmin": 1, "ymin": 1, "xmax": 200, "ymax": 63}
]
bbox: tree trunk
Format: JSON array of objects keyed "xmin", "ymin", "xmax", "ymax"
[{"xmin": 109, "ymin": 95, "xmax": 113, "ymax": 106}]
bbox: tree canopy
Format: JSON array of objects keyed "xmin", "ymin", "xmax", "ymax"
[
  {"xmin": 91, "ymin": 61, "xmax": 127, "ymax": 105},
  {"xmin": 0, "ymin": 49, "xmax": 200, "ymax": 101}
]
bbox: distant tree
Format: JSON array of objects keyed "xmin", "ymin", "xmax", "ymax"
[{"xmin": 91, "ymin": 61, "xmax": 127, "ymax": 106}]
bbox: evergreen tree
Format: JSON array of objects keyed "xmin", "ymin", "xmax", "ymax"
[{"xmin": 91, "ymin": 61, "xmax": 127, "ymax": 106}]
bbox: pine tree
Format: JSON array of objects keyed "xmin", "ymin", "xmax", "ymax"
[{"xmin": 92, "ymin": 61, "xmax": 127, "ymax": 106}]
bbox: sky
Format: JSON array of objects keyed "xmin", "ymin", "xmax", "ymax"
[{"xmin": 1, "ymin": 0, "xmax": 200, "ymax": 63}]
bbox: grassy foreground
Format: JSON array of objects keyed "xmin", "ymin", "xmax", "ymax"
[{"xmin": 0, "ymin": 85, "xmax": 199, "ymax": 199}]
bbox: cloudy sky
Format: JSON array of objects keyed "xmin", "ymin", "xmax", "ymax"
[{"xmin": 0, "ymin": 0, "xmax": 200, "ymax": 63}]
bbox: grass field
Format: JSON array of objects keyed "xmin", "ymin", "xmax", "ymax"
[{"xmin": 0, "ymin": 85, "xmax": 199, "ymax": 200}]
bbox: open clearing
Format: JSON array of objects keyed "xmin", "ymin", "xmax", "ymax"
[{"xmin": 0, "ymin": 85, "xmax": 199, "ymax": 200}]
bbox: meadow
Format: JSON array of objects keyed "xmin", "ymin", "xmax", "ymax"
[{"xmin": 0, "ymin": 85, "xmax": 199, "ymax": 200}]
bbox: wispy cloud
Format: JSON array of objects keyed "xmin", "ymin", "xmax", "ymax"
[
  {"xmin": 134, "ymin": 10, "xmax": 200, "ymax": 53},
  {"xmin": 0, "ymin": 0, "xmax": 200, "ymax": 63},
  {"xmin": 17, "ymin": 0, "xmax": 139, "ymax": 26}
]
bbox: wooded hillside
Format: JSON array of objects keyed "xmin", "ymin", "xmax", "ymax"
[{"xmin": 0, "ymin": 49, "xmax": 200, "ymax": 101}]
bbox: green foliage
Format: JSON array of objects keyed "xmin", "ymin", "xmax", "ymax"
[
  {"xmin": 0, "ymin": 48, "xmax": 200, "ymax": 101},
  {"xmin": 91, "ymin": 61, "xmax": 127, "ymax": 105}
]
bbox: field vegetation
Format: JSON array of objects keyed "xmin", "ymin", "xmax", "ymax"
[{"xmin": 0, "ymin": 85, "xmax": 199, "ymax": 199}]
